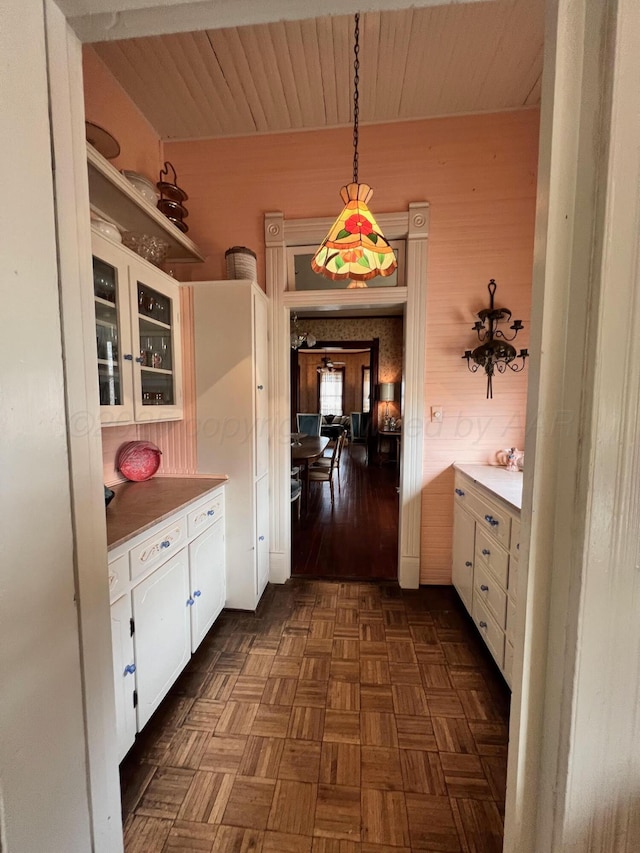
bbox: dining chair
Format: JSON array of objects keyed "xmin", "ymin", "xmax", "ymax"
[
  {"xmin": 308, "ymin": 435, "xmax": 341, "ymax": 507},
  {"xmin": 296, "ymin": 412, "xmax": 322, "ymax": 436},
  {"xmin": 311, "ymin": 431, "xmax": 345, "ymax": 485},
  {"xmin": 291, "ymin": 476, "xmax": 302, "ymax": 520},
  {"xmin": 349, "ymin": 411, "xmax": 369, "ymax": 462}
]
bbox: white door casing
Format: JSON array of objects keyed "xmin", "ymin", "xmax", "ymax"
[{"xmin": 265, "ymin": 205, "xmax": 429, "ymax": 589}]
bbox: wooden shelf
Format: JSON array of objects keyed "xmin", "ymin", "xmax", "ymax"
[{"xmin": 87, "ymin": 143, "xmax": 204, "ymax": 264}]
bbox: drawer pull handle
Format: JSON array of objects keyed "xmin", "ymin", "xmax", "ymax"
[
  {"xmin": 161, "ymin": 540, "xmax": 171, "ymax": 549},
  {"xmin": 517, "ymin": 543, "xmax": 520, "ymax": 550},
  {"xmin": 193, "ymin": 589, "xmax": 202, "ymax": 597},
  {"xmin": 207, "ymin": 509, "xmax": 215, "ymax": 516},
  {"xmin": 480, "ymin": 584, "xmax": 489, "ymax": 592},
  {"xmin": 479, "ymin": 620, "xmax": 488, "ymax": 629},
  {"xmin": 485, "ymin": 514, "xmax": 499, "ymax": 526},
  {"xmin": 124, "ymin": 663, "xmax": 136, "ymax": 675},
  {"xmin": 465, "ymin": 561, "xmax": 472, "ymax": 567},
  {"xmin": 187, "ymin": 598, "xmax": 195, "ymax": 606},
  {"xmin": 455, "ymin": 488, "xmax": 465, "ymax": 496},
  {"xmin": 482, "ymin": 548, "xmax": 490, "ymax": 556}
]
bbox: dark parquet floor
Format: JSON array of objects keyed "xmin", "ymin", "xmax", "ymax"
[
  {"xmin": 121, "ymin": 580, "xmax": 510, "ymax": 852},
  {"xmin": 292, "ymin": 443, "xmax": 399, "ymax": 580}
]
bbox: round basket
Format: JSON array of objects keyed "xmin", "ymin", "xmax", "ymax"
[
  {"xmin": 225, "ymin": 246, "xmax": 257, "ymax": 281},
  {"xmin": 117, "ymin": 440, "xmax": 162, "ymax": 482}
]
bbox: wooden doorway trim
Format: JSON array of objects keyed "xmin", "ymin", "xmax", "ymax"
[{"xmin": 265, "ymin": 205, "xmax": 429, "ymax": 589}]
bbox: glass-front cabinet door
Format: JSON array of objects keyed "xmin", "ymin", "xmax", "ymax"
[
  {"xmin": 92, "ymin": 232, "xmax": 183, "ymax": 425},
  {"xmin": 92, "ymin": 233, "xmax": 134, "ymax": 424},
  {"xmin": 129, "ymin": 257, "xmax": 183, "ymax": 423}
]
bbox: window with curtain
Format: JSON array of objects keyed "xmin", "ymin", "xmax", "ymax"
[
  {"xmin": 318, "ymin": 369, "xmax": 344, "ymax": 416},
  {"xmin": 362, "ymin": 366, "xmax": 371, "ymax": 413}
]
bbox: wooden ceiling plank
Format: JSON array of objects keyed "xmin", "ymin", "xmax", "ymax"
[
  {"xmin": 168, "ymin": 32, "xmax": 226, "ymax": 137},
  {"xmin": 316, "ymin": 15, "xmax": 339, "ymax": 127},
  {"xmin": 359, "ymin": 11, "xmax": 381, "ymax": 123},
  {"xmin": 222, "ymin": 27, "xmax": 269, "ymax": 132},
  {"xmin": 300, "ymin": 17, "xmax": 327, "ymax": 128},
  {"xmin": 332, "ymin": 15, "xmax": 352, "ymax": 127},
  {"xmin": 192, "ymin": 30, "xmax": 250, "ymax": 135},
  {"xmin": 268, "ymin": 22, "xmax": 304, "ymax": 129},
  {"xmin": 237, "ymin": 25, "xmax": 290, "ymax": 132},
  {"xmin": 205, "ymin": 28, "xmax": 260, "ymax": 133},
  {"xmin": 284, "ymin": 19, "xmax": 317, "ymax": 128},
  {"xmin": 398, "ymin": 7, "xmax": 442, "ymax": 119}
]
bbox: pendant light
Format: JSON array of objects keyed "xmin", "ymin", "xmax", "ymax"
[{"xmin": 311, "ymin": 13, "xmax": 397, "ymax": 284}]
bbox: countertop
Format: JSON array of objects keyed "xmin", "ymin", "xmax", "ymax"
[
  {"xmin": 454, "ymin": 463, "xmax": 523, "ymax": 511},
  {"xmin": 106, "ymin": 476, "xmax": 227, "ymax": 550}
]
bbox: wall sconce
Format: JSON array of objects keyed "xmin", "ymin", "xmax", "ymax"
[
  {"xmin": 290, "ymin": 313, "xmax": 316, "ymax": 350},
  {"xmin": 462, "ymin": 279, "xmax": 528, "ymax": 399}
]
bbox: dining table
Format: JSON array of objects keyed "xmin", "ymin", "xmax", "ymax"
[{"xmin": 291, "ymin": 435, "xmax": 330, "ymax": 507}]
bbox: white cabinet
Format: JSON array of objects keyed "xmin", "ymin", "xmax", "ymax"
[
  {"xmin": 189, "ymin": 518, "xmax": 226, "ymax": 652},
  {"xmin": 110, "ymin": 594, "xmax": 137, "ymax": 762},
  {"xmin": 451, "ymin": 503, "xmax": 475, "ymax": 612},
  {"xmin": 107, "ymin": 485, "xmax": 226, "ymax": 755},
  {"xmin": 132, "ymin": 549, "xmax": 192, "ymax": 729},
  {"xmin": 92, "ymin": 231, "xmax": 183, "ymax": 425},
  {"xmin": 452, "ymin": 468, "xmax": 522, "ymax": 687},
  {"xmin": 192, "ymin": 280, "xmax": 270, "ymax": 610}
]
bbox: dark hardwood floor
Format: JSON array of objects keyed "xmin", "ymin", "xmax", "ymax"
[
  {"xmin": 292, "ymin": 443, "xmax": 399, "ymax": 580},
  {"xmin": 120, "ymin": 580, "xmax": 510, "ymax": 853}
]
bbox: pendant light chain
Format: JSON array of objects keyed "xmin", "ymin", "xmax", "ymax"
[{"xmin": 352, "ymin": 12, "xmax": 360, "ymax": 185}]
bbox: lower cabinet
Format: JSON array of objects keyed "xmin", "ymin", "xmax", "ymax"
[
  {"xmin": 452, "ymin": 468, "xmax": 521, "ymax": 687},
  {"xmin": 188, "ymin": 517, "xmax": 226, "ymax": 652},
  {"xmin": 132, "ymin": 549, "xmax": 192, "ymax": 729},
  {"xmin": 108, "ymin": 486, "xmax": 226, "ymax": 759}
]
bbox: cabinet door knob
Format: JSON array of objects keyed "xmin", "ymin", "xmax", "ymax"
[
  {"xmin": 193, "ymin": 589, "xmax": 202, "ymax": 597},
  {"xmin": 479, "ymin": 620, "xmax": 488, "ymax": 629},
  {"xmin": 257, "ymin": 384, "xmax": 264, "ymax": 390},
  {"xmin": 161, "ymin": 540, "xmax": 170, "ymax": 549},
  {"xmin": 258, "ymin": 535, "xmax": 265, "ymax": 541},
  {"xmin": 465, "ymin": 561, "xmax": 472, "ymax": 567},
  {"xmin": 480, "ymin": 584, "xmax": 489, "ymax": 592},
  {"xmin": 123, "ymin": 353, "xmax": 133, "ymax": 361},
  {"xmin": 455, "ymin": 488, "xmax": 465, "ymax": 496},
  {"xmin": 186, "ymin": 598, "xmax": 195, "ymax": 606},
  {"xmin": 482, "ymin": 548, "xmax": 490, "ymax": 556},
  {"xmin": 207, "ymin": 509, "xmax": 215, "ymax": 516},
  {"xmin": 123, "ymin": 663, "xmax": 136, "ymax": 675}
]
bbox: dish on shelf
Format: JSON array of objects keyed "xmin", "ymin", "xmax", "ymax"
[
  {"xmin": 168, "ymin": 216, "xmax": 189, "ymax": 233},
  {"xmin": 122, "ymin": 232, "xmax": 169, "ymax": 266},
  {"xmin": 157, "ymin": 198, "xmax": 188, "ymax": 219},
  {"xmin": 117, "ymin": 440, "xmax": 162, "ymax": 481},
  {"xmin": 85, "ymin": 122, "xmax": 120, "ymax": 160},
  {"xmin": 91, "ymin": 215, "xmax": 122, "ymax": 243},
  {"xmin": 121, "ymin": 170, "xmax": 158, "ymax": 205}
]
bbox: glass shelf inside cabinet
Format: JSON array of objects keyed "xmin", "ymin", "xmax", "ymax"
[
  {"xmin": 94, "ymin": 257, "xmax": 121, "ymax": 406},
  {"xmin": 137, "ymin": 282, "xmax": 175, "ymax": 405}
]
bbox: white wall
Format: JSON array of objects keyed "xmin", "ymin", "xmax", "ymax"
[{"xmin": 0, "ymin": 0, "xmax": 93, "ymax": 849}]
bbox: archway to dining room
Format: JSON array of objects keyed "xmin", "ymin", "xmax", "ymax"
[
  {"xmin": 289, "ymin": 322, "xmax": 403, "ymax": 580},
  {"xmin": 265, "ymin": 204, "xmax": 428, "ymax": 591}
]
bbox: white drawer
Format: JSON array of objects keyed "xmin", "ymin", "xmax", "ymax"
[
  {"xmin": 474, "ymin": 561, "xmax": 507, "ymax": 629},
  {"xmin": 475, "ymin": 498, "xmax": 511, "ymax": 549},
  {"xmin": 510, "ymin": 517, "xmax": 521, "ymax": 556},
  {"xmin": 503, "ymin": 641, "xmax": 514, "ymax": 687},
  {"xmin": 187, "ymin": 489, "xmax": 225, "ymax": 538},
  {"xmin": 108, "ymin": 552, "xmax": 128, "ymax": 603},
  {"xmin": 472, "ymin": 595, "xmax": 505, "ymax": 669},
  {"xmin": 453, "ymin": 477, "xmax": 476, "ymax": 513},
  {"xmin": 129, "ymin": 517, "xmax": 187, "ymax": 581},
  {"xmin": 508, "ymin": 556, "xmax": 519, "ymax": 601},
  {"xmin": 475, "ymin": 526, "xmax": 509, "ymax": 588},
  {"xmin": 506, "ymin": 596, "xmax": 517, "ymax": 645}
]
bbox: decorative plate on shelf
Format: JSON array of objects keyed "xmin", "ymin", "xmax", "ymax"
[
  {"xmin": 85, "ymin": 122, "xmax": 121, "ymax": 160},
  {"xmin": 117, "ymin": 441, "xmax": 162, "ymax": 482}
]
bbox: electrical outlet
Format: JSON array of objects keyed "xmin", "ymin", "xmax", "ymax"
[{"xmin": 431, "ymin": 406, "xmax": 443, "ymax": 422}]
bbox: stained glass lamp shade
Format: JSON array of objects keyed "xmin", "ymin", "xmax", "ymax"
[{"xmin": 312, "ymin": 182, "xmax": 397, "ymax": 282}]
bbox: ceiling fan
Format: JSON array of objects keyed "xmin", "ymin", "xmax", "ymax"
[{"xmin": 317, "ymin": 355, "xmax": 346, "ymax": 373}]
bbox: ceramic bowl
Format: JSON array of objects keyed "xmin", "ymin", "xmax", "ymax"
[
  {"xmin": 121, "ymin": 170, "xmax": 158, "ymax": 205},
  {"xmin": 91, "ymin": 216, "xmax": 122, "ymax": 243}
]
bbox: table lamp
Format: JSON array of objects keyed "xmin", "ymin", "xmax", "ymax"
[{"xmin": 379, "ymin": 383, "xmax": 395, "ymax": 427}]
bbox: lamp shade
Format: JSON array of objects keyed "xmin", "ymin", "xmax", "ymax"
[{"xmin": 379, "ymin": 382, "xmax": 395, "ymax": 403}]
